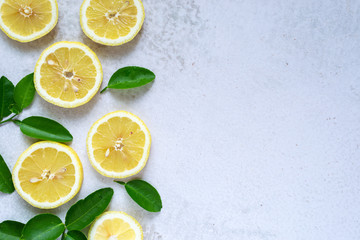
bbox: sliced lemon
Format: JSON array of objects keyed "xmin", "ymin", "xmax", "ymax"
[
  {"xmin": 0, "ymin": 0, "xmax": 58, "ymax": 42},
  {"xmin": 88, "ymin": 211, "xmax": 143, "ymax": 240},
  {"xmin": 80, "ymin": 0, "xmax": 145, "ymax": 46},
  {"xmin": 34, "ymin": 41, "xmax": 103, "ymax": 108},
  {"xmin": 87, "ymin": 111, "xmax": 151, "ymax": 178},
  {"xmin": 12, "ymin": 141, "xmax": 83, "ymax": 209}
]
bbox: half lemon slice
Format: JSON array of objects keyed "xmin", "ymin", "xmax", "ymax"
[
  {"xmin": 0, "ymin": 0, "xmax": 58, "ymax": 42},
  {"xmin": 34, "ymin": 41, "xmax": 103, "ymax": 108},
  {"xmin": 87, "ymin": 111, "xmax": 151, "ymax": 178},
  {"xmin": 88, "ymin": 211, "xmax": 143, "ymax": 240},
  {"xmin": 12, "ymin": 141, "xmax": 83, "ymax": 209},
  {"xmin": 80, "ymin": 0, "xmax": 145, "ymax": 46}
]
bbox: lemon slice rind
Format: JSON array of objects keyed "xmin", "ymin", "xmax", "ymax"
[
  {"xmin": 12, "ymin": 141, "xmax": 83, "ymax": 209},
  {"xmin": 0, "ymin": 0, "xmax": 58, "ymax": 42}
]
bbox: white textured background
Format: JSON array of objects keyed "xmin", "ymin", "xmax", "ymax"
[{"xmin": 1, "ymin": 0, "xmax": 360, "ymax": 239}]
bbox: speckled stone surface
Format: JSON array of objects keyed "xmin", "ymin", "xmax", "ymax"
[{"xmin": 1, "ymin": 0, "xmax": 360, "ymax": 239}]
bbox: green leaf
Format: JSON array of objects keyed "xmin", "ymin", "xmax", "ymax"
[
  {"xmin": 65, "ymin": 188, "xmax": 114, "ymax": 231},
  {"xmin": 101, "ymin": 66, "xmax": 155, "ymax": 93},
  {"xmin": 0, "ymin": 76, "xmax": 15, "ymax": 120},
  {"xmin": 64, "ymin": 231, "xmax": 87, "ymax": 240},
  {"xmin": 0, "ymin": 221, "xmax": 24, "ymax": 240},
  {"xmin": 19, "ymin": 116, "xmax": 73, "ymax": 142},
  {"xmin": 116, "ymin": 180, "xmax": 162, "ymax": 212},
  {"xmin": 0, "ymin": 154, "xmax": 15, "ymax": 193},
  {"xmin": 21, "ymin": 214, "xmax": 64, "ymax": 240},
  {"xmin": 14, "ymin": 73, "xmax": 35, "ymax": 111},
  {"xmin": 9, "ymin": 104, "xmax": 21, "ymax": 115}
]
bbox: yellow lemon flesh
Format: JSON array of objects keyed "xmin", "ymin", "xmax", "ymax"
[
  {"xmin": 80, "ymin": 0, "xmax": 145, "ymax": 46},
  {"xmin": 87, "ymin": 111, "xmax": 151, "ymax": 178},
  {"xmin": 12, "ymin": 141, "xmax": 83, "ymax": 209},
  {"xmin": 34, "ymin": 41, "xmax": 103, "ymax": 108},
  {"xmin": 0, "ymin": 0, "xmax": 58, "ymax": 42},
  {"xmin": 88, "ymin": 211, "xmax": 143, "ymax": 240}
]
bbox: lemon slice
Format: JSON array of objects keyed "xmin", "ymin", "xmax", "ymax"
[
  {"xmin": 88, "ymin": 211, "xmax": 143, "ymax": 240},
  {"xmin": 34, "ymin": 41, "xmax": 103, "ymax": 108},
  {"xmin": 87, "ymin": 111, "xmax": 151, "ymax": 178},
  {"xmin": 80, "ymin": 0, "xmax": 145, "ymax": 46},
  {"xmin": 0, "ymin": 0, "xmax": 58, "ymax": 42},
  {"xmin": 12, "ymin": 141, "xmax": 83, "ymax": 209}
]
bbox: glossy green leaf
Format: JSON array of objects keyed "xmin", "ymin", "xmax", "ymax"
[
  {"xmin": 0, "ymin": 154, "xmax": 15, "ymax": 193},
  {"xmin": 19, "ymin": 116, "xmax": 73, "ymax": 142},
  {"xmin": 9, "ymin": 104, "xmax": 21, "ymax": 115},
  {"xmin": 14, "ymin": 73, "xmax": 35, "ymax": 111},
  {"xmin": 0, "ymin": 220, "xmax": 24, "ymax": 240},
  {"xmin": 64, "ymin": 230, "xmax": 87, "ymax": 240},
  {"xmin": 100, "ymin": 66, "xmax": 155, "ymax": 93},
  {"xmin": 65, "ymin": 188, "xmax": 114, "ymax": 231},
  {"xmin": 0, "ymin": 76, "xmax": 15, "ymax": 120},
  {"xmin": 21, "ymin": 214, "xmax": 64, "ymax": 240},
  {"xmin": 116, "ymin": 180, "xmax": 162, "ymax": 212}
]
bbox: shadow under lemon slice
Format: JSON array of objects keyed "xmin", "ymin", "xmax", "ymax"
[{"xmin": 12, "ymin": 141, "xmax": 83, "ymax": 209}]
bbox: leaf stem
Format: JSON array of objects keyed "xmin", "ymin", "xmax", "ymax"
[
  {"xmin": 12, "ymin": 119, "xmax": 22, "ymax": 126},
  {"xmin": 100, "ymin": 87, "xmax": 107, "ymax": 94},
  {"xmin": 0, "ymin": 114, "xmax": 18, "ymax": 125},
  {"xmin": 114, "ymin": 180, "xmax": 126, "ymax": 185}
]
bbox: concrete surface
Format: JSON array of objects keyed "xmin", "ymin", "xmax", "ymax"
[{"xmin": 0, "ymin": 0, "xmax": 360, "ymax": 239}]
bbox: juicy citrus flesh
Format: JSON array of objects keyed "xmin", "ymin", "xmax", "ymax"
[
  {"xmin": 86, "ymin": 0, "xmax": 138, "ymax": 39},
  {"xmin": 0, "ymin": 0, "xmax": 57, "ymax": 42},
  {"xmin": 94, "ymin": 218, "xmax": 136, "ymax": 239},
  {"xmin": 13, "ymin": 141, "xmax": 83, "ymax": 209},
  {"xmin": 87, "ymin": 111, "xmax": 151, "ymax": 178},
  {"xmin": 40, "ymin": 46, "xmax": 97, "ymax": 101},
  {"xmin": 92, "ymin": 116, "xmax": 145, "ymax": 172},
  {"xmin": 89, "ymin": 211, "xmax": 143, "ymax": 240},
  {"xmin": 81, "ymin": 0, "xmax": 144, "ymax": 45},
  {"xmin": 35, "ymin": 42, "xmax": 103, "ymax": 108}
]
